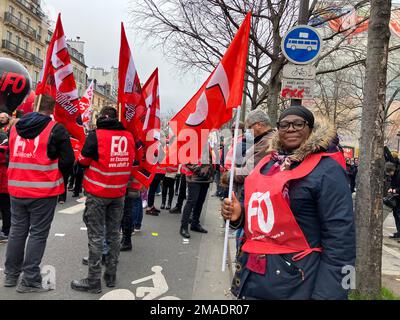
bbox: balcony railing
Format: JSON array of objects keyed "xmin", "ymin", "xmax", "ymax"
[
  {"xmin": 12, "ymin": 0, "xmax": 45, "ymax": 20},
  {"xmin": 4, "ymin": 12, "xmax": 41, "ymax": 42},
  {"xmin": 2, "ymin": 40, "xmax": 43, "ymax": 68}
]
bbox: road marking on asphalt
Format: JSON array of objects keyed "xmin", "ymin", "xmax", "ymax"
[
  {"xmin": 383, "ymin": 244, "xmax": 400, "ymax": 259},
  {"xmin": 80, "ymin": 227, "xmax": 87, "ymax": 231},
  {"xmin": 58, "ymin": 203, "xmax": 85, "ymax": 215},
  {"xmin": 55, "ymin": 233, "xmax": 65, "ymax": 237}
]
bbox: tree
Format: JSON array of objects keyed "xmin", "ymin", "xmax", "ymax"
[
  {"xmin": 129, "ymin": 0, "xmax": 369, "ymax": 124},
  {"xmin": 354, "ymin": 0, "xmax": 391, "ymax": 299}
]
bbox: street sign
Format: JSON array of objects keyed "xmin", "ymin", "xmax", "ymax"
[
  {"xmin": 280, "ymin": 79, "xmax": 315, "ymax": 100},
  {"xmin": 281, "ymin": 25, "xmax": 322, "ymax": 65},
  {"xmin": 282, "ymin": 64, "xmax": 316, "ymax": 80}
]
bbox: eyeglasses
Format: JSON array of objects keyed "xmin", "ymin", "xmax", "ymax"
[{"xmin": 277, "ymin": 120, "xmax": 308, "ymax": 131}]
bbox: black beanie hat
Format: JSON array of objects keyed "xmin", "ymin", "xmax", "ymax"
[{"xmin": 278, "ymin": 106, "xmax": 315, "ymax": 129}]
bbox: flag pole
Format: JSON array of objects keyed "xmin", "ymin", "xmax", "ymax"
[
  {"xmin": 118, "ymin": 103, "xmax": 122, "ymax": 122},
  {"xmin": 35, "ymin": 94, "xmax": 42, "ymax": 112},
  {"xmin": 222, "ymin": 106, "xmax": 241, "ymax": 272}
]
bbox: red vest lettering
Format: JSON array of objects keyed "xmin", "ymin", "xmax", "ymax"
[
  {"xmin": 243, "ymin": 152, "xmax": 345, "ymax": 261},
  {"xmin": 8, "ymin": 121, "xmax": 64, "ymax": 198},
  {"xmin": 83, "ymin": 129, "xmax": 135, "ymax": 198}
]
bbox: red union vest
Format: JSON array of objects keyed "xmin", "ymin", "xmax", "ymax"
[
  {"xmin": 8, "ymin": 121, "xmax": 64, "ymax": 198},
  {"xmin": 83, "ymin": 129, "xmax": 135, "ymax": 198},
  {"xmin": 243, "ymin": 152, "xmax": 345, "ymax": 261}
]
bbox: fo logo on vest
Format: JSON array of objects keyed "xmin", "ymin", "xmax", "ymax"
[
  {"xmin": 13, "ymin": 135, "xmax": 40, "ymax": 158},
  {"xmin": 247, "ymin": 192, "xmax": 275, "ymax": 235},
  {"xmin": 111, "ymin": 136, "xmax": 129, "ymax": 157}
]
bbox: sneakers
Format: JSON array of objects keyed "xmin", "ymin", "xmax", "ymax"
[
  {"xmin": 166, "ymin": 204, "xmax": 171, "ymax": 210},
  {"xmin": 134, "ymin": 228, "xmax": 141, "ymax": 233},
  {"xmin": 160, "ymin": 203, "xmax": 166, "ymax": 210},
  {"xmin": 16, "ymin": 280, "xmax": 51, "ymax": 293},
  {"xmin": 77, "ymin": 196, "xmax": 87, "ymax": 203},
  {"xmin": 0, "ymin": 232, "xmax": 8, "ymax": 243},
  {"xmin": 169, "ymin": 206, "xmax": 182, "ymax": 214},
  {"xmin": 389, "ymin": 233, "xmax": 400, "ymax": 239},
  {"xmin": 142, "ymin": 200, "xmax": 148, "ymax": 209},
  {"xmin": 4, "ymin": 276, "xmax": 18, "ymax": 287},
  {"xmin": 120, "ymin": 238, "xmax": 132, "ymax": 252},
  {"xmin": 71, "ymin": 278, "xmax": 102, "ymax": 294},
  {"xmin": 156, "ymin": 192, "xmax": 162, "ymax": 196}
]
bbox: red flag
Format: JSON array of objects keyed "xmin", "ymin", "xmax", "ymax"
[
  {"xmin": 168, "ymin": 12, "xmax": 251, "ymax": 164},
  {"xmin": 118, "ymin": 23, "xmax": 147, "ymax": 141},
  {"xmin": 131, "ymin": 68, "xmax": 161, "ymax": 188},
  {"xmin": 78, "ymin": 80, "xmax": 94, "ymax": 131},
  {"xmin": 36, "ymin": 14, "xmax": 85, "ymax": 143}
]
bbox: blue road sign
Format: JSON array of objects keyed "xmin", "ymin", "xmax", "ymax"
[{"xmin": 281, "ymin": 25, "xmax": 322, "ymax": 65}]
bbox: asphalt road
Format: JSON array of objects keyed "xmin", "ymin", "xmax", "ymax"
[{"xmin": 0, "ymin": 186, "xmax": 233, "ymax": 300}]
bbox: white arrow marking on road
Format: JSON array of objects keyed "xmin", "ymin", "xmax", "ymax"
[{"xmin": 58, "ymin": 203, "xmax": 85, "ymax": 215}]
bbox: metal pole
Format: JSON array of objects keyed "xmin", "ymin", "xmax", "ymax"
[{"xmin": 291, "ymin": 0, "xmax": 310, "ymax": 107}]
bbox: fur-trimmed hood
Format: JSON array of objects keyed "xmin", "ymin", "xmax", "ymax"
[{"xmin": 269, "ymin": 115, "xmax": 337, "ymax": 162}]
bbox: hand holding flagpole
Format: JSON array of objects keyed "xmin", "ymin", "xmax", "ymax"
[{"xmin": 222, "ymin": 106, "xmax": 241, "ymax": 272}]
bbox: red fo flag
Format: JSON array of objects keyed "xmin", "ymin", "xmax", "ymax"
[
  {"xmin": 168, "ymin": 12, "xmax": 251, "ymax": 163},
  {"xmin": 131, "ymin": 68, "xmax": 161, "ymax": 188},
  {"xmin": 36, "ymin": 14, "xmax": 85, "ymax": 144},
  {"xmin": 118, "ymin": 23, "xmax": 147, "ymax": 142},
  {"xmin": 78, "ymin": 79, "xmax": 94, "ymax": 131}
]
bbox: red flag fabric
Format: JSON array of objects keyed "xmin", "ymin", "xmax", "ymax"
[
  {"xmin": 78, "ymin": 80, "xmax": 94, "ymax": 131},
  {"xmin": 131, "ymin": 68, "xmax": 161, "ymax": 188},
  {"xmin": 168, "ymin": 12, "xmax": 251, "ymax": 164},
  {"xmin": 36, "ymin": 14, "xmax": 85, "ymax": 144},
  {"xmin": 17, "ymin": 90, "xmax": 35, "ymax": 114},
  {"xmin": 118, "ymin": 23, "xmax": 147, "ymax": 142}
]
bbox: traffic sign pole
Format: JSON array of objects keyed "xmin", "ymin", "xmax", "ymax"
[{"xmin": 292, "ymin": 0, "xmax": 310, "ymax": 107}]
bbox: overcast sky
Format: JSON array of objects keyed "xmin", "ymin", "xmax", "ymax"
[{"xmin": 42, "ymin": 0, "xmax": 202, "ymax": 115}]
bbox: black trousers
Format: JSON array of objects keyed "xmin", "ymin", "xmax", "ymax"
[
  {"xmin": 121, "ymin": 195, "xmax": 133, "ymax": 245},
  {"xmin": 0, "ymin": 193, "xmax": 11, "ymax": 235},
  {"xmin": 393, "ymin": 206, "xmax": 400, "ymax": 234},
  {"xmin": 162, "ymin": 177, "xmax": 175, "ymax": 206},
  {"xmin": 148, "ymin": 173, "xmax": 165, "ymax": 208},
  {"xmin": 175, "ymin": 174, "xmax": 186, "ymax": 208},
  {"xmin": 181, "ymin": 182, "xmax": 210, "ymax": 229},
  {"xmin": 74, "ymin": 165, "xmax": 84, "ymax": 196},
  {"xmin": 175, "ymin": 174, "xmax": 181, "ymax": 194}
]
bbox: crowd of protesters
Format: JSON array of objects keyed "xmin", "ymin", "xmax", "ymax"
[{"xmin": 0, "ymin": 96, "xmax": 361, "ymax": 299}]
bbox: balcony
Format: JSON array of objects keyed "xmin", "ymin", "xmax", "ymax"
[
  {"xmin": 11, "ymin": 0, "xmax": 46, "ymax": 20},
  {"xmin": 4, "ymin": 12, "xmax": 41, "ymax": 42},
  {"xmin": 2, "ymin": 40, "xmax": 43, "ymax": 68}
]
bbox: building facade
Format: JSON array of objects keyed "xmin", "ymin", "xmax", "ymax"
[
  {"xmin": 0, "ymin": 0, "xmax": 49, "ymax": 89},
  {"xmin": 91, "ymin": 79, "xmax": 117, "ymax": 118},
  {"xmin": 88, "ymin": 66, "xmax": 118, "ymax": 98},
  {"xmin": 67, "ymin": 39, "xmax": 87, "ymax": 97}
]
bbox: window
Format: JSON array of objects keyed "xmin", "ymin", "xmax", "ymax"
[
  {"xmin": 16, "ymin": 36, "xmax": 21, "ymax": 47},
  {"xmin": 24, "ymin": 41, "xmax": 29, "ymax": 50},
  {"xmin": 38, "ymin": 26, "xmax": 42, "ymax": 37},
  {"xmin": 34, "ymin": 71, "xmax": 39, "ymax": 82},
  {"xmin": 18, "ymin": 12, "xmax": 23, "ymax": 20},
  {"xmin": 26, "ymin": 17, "xmax": 31, "ymax": 26},
  {"xmin": 8, "ymin": 6, "xmax": 14, "ymax": 14},
  {"xmin": 6, "ymin": 31, "xmax": 12, "ymax": 42},
  {"xmin": 35, "ymin": 48, "xmax": 40, "ymax": 57}
]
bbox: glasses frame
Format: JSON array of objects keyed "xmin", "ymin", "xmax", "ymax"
[{"xmin": 277, "ymin": 120, "xmax": 309, "ymax": 131}]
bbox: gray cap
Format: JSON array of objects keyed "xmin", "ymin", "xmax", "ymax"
[{"xmin": 245, "ymin": 109, "xmax": 271, "ymax": 128}]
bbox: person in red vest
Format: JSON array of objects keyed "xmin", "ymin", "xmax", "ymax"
[
  {"xmin": 222, "ymin": 106, "xmax": 355, "ymax": 300},
  {"xmin": 71, "ymin": 106, "xmax": 135, "ymax": 294},
  {"xmin": 4, "ymin": 94, "xmax": 74, "ymax": 293},
  {"xmin": 0, "ymin": 131, "xmax": 10, "ymax": 243}
]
